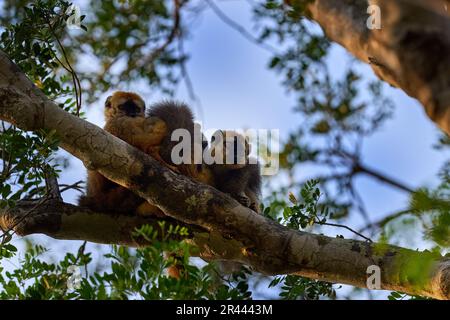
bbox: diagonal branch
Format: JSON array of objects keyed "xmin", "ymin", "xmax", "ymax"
[
  {"xmin": 1, "ymin": 197, "xmax": 449, "ymax": 300},
  {"xmin": 0, "ymin": 49, "xmax": 449, "ymax": 299}
]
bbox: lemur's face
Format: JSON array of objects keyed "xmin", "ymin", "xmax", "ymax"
[
  {"xmin": 211, "ymin": 130, "xmax": 250, "ymax": 168},
  {"xmin": 104, "ymin": 91, "xmax": 145, "ymax": 121}
]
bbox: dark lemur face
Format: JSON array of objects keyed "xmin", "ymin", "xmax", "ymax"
[
  {"xmin": 104, "ymin": 91, "xmax": 146, "ymax": 121},
  {"xmin": 211, "ymin": 130, "xmax": 250, "ymax": 168}
]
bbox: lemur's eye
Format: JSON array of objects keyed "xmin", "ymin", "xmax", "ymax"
[{"xmin": 105, "ymin": 96, "xmax": 112, "ymax": 108}]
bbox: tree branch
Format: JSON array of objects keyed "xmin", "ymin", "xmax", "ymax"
[
  {"xmin": 291, "ymin": 0, "xmax": 450, "ymax": 135},
  {"xmin": 355, "ymin": 163, "xmax": 415, "ymax": 194},
  {"xmin": 0, "ymin": 49, "xmax": 449, "ymax": 299},
  {"xmin": 1, "ymin": 198, "xmax": 449, "ymax": 300}
]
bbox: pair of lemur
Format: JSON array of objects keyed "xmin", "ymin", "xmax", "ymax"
[{"xmin": 79, "ymin": 91, "xmax": 261, "ymax": 218}]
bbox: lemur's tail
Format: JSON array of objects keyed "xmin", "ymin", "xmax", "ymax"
[{"xmin": 147, "ymin": 101, "xmax": 198, "ymax": 177}]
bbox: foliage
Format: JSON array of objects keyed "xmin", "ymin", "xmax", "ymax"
[
  {"xmin": 74, "ymin": 0, "xmax": 187, "ymax": 102},
  {"xmin": 269, "ymin": 275, "xmax": 335, "ymax": 300},
  {"xmin": 387, "ymin": 291, "xmax": 432, "ymax": 301},
  {"xmin": 410, "ymin": 181, "xmax": 450, "ymax": 247},
  {"xmin": 254, "ymin": 0, "xmax": 448, "ymax": 273},
  {"xmin": 253, "ymin": 0, "xmax": 396, "ymax": 225},
  {"xmin": 263, "ymin": 180, "xmax": 336, "ymax": 300},
  {"xmin": 0, "ymin": 224, "xmax": 253, "ymax": 300},
  {"xmin": 0, "ymin": 0, "xmax": 85, "ymax": 111},
  {"xmin": 0, "ymin": 127, "xmax": 60, "ymax": 208},
  {"xmin": 0, "ymin": 0, "xmax": 86, "ymax": 210}
]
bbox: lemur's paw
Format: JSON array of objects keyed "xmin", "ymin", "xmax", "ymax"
[{"xmin": 232, "ymin": 192, "xmax": 251, "ymax": 208}]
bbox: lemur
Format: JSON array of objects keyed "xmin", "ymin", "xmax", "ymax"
[
  {"xmin": 78, "ymin": 91, "xmax": 200, "ymax": 217},
  {"xmin": 208, "ymin": 130, "xmax": 261, "ymax": 213}
]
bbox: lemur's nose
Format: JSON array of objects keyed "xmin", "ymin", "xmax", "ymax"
[{"xmin": 119, "ymin": 100, "xmax": 140, "ymax": 116}]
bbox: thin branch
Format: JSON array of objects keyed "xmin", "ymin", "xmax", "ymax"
[
  {"xmin": 355, "ymin": 163, "xmax": 415, "ymax": 194},
  {"xmin": 59, "ymin": 180, "xmax": 84, "ymax": 193},
  {"xmin": 178, "ymin": 36, "xmax": 198, "ymax": 103},
  {"xmin": 46, "ymin": 16, "xmax": 82, "ymax": 116},
  {"xmin": 359, "ymin": 209, "xmax": 412, "ymax": 233},
  {"xmin": 338, "ymin": 149, "xmax": 415, "ymax": 193},
  {"xmin": 315, "ymin": 220, "xmax": 372, "ymax": 242},
  {"xmin": 44, "ymin": 164, "xmax": 62, "ymax": 201},
  {"xmin": 177, "ymin": 31, "xmax": 205, "ymax": 122},
  {"xmin": 349, "ymin": 184, "xmax": 371, "ymax": 225},
  {"xmin": 140, "ymin": 0, "xmax": 183, "ymax": 67},
  {"xmin": 205, "ymin": 0, "xmax": 279, "ymax": 54},
  {"xmin": 0, "ymin": 197, "xmax": 46, "ymax": 243}
]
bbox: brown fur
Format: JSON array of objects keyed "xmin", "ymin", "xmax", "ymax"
[
  {"xmin": 147, "ymin": 101, "xmax": 198, "ymax": 178},
  {"xmin": 209, "ymin": 130, "xmax": 261, "ymax": 213},
  {"xmin": 79, "ymin": 91, "xmax": 170, "ymax": 217}
]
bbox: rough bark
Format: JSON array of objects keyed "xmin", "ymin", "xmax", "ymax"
[
  {"xmin": 1, "ymin": 199, "xmax": 450, "ymax": 300},
  {"xmin": 0, "ymin": 50, "xmax": 449, "ymax": 299},
  {"xmin": 294, "ymin": 0, "xmax": 450, "ymax": 135}
]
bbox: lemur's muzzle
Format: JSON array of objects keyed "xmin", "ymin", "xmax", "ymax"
[{"xmin": 119, "ymin": 100, "xmax": 141, "ymax": 117}]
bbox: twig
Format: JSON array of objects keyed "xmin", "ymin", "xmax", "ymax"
[
  {"xmin": 315, "ymin": 220, "xmax": 372, "ymax": 242},
  {"xmin": 45, "ymin": 14, "xmax": 82, "ymax": 116},
  {"xmin": 141, "ymin": 0, "xmax": 183, "ymax": 67},
  {"xmin": 356, "ymin": 164, "xmax": 415, "ymax": 194},
  {"xmin": 59, "ymin": 180, "xmax": 84, "ymax": 193},
  {"xmin": 0, "ymin": 164, "xmax": 62, "ymax": 242},
  {"xmin": 178, "ymin": 37, "xmax": 198, "ymax": 103},
  {"xmin": 338, "ymin": 149, "xmax": 415, "ymax": 194},
  {"xmin": 358, "ymin": 209, "xmax": 412, "ymax": 233},
  {"xmin": 177, "ymin": 31, "xmax": 205, "ymax": 122},
  {"xmin": 349, "ymin": 184, "xmax": 371, "ymax": 225},
  {"xmin": 44, "ymin": 164, "xmax": 62, "ymax": 201},
  {"xmin": 0, "ymin": 197, "xmax": 47, "ymax": 243},
  {"xmin": 205, "ymin": 0, "xmax": 279, "ymax": 54}
]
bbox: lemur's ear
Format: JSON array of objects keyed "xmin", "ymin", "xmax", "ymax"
[{"xmin": 105, "ymin": 96, "xmax": 112, "ymax": 108}]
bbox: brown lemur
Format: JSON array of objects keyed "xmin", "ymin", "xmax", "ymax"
[
  {"xmin": 78, "ymin": 91, "xmax": 202, "ymax": 217},
  {"xmin": 208, "ymin": 130, "xmax": 261, "ymax": 213},
  {"xmin": 205, "ymin": 130, "xmax": 262, "ymax": 276}
]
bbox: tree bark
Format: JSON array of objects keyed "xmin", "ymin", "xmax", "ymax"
[
  {"xmin": 0, "ymin": 50, "xmax": 449, "ymax": 299},
  {"xmin": 1, "ymin": 198, "xmax": 450, "ymax": 300},
  {"xmin": 290, "ymin": 0, "xmax": 450, "ymax": 135}
]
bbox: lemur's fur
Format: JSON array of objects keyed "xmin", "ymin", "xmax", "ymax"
[
  {"xmin": 78, "ymin": 91, "xmax": 202, "ymax": 217},
  {"xmin": 209, "ymin": 130, "xmax": 261, "ymax": 213}
]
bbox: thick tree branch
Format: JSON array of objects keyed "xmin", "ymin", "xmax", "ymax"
[
  {"xmin": 291, "ymin": 0, "xmax": 450, "ymax": 135},
  {"xmin": 0, "ymin": 199, "xmax": 197, "ymax": 246},
  {"xmin": 0, "ymin": 50, "xmax": 449, "ymax": 299},
  {"xmin": 1, "ymin": 198, "xmax": 449, "ymax": 300}
]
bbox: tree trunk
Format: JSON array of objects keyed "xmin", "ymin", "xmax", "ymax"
[{"xmin": 292, "ymin": 0, "xmax": 450, "ymax": 135}]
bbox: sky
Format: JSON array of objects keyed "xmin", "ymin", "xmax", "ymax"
[{"xmin": 4, "ymin": 0, "xmax": 449, "ymax": 299}]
